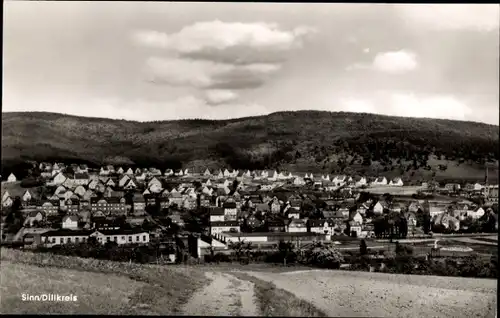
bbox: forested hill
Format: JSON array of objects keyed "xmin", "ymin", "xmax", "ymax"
[{"xmin": 2, "ymin": 111, "xmax": 498, "ymax": 182}]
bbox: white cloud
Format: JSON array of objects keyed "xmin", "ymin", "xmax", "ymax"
[
  {"xmin": 145, "ymin": 57, "xmax": 282, "ymax": 90},
  {"xmin": 388, "ymin": 93, "xmax": 473, "ymax": 121},
  {"xmin": 337, "ymin": 93, "xmax": 474, "ymax": 122},
  {"xmin": 397, "ymin": 4, "xmax": 500, "ymax": 32},
  {"xmin": 339, "ymin": 98, "xmax": 377, "ymax": 114},
  {"xmin": 133, "ymin": 20, "xmax": 316, "ymax": 53},
  {"xmin": 372, "ymin": 50, "xmax": 418, "ymax": 73},
  {"xmin": 204, "ymin": 90, "xmax": 239, "ymax": 105},
  {"xmin": 347, "ymin": 50, "xmax": 418, "ymax": 74}
]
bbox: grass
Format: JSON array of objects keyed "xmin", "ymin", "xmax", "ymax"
[
  {"xmin": 230, "ymin": 271, "xmax": 328, "ymax": 317},
  {"xmin": 0, "ymin": 248, "xmax": 209, "ymax": 314}
]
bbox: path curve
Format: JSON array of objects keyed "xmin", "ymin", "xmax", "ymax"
[{"xmin": 181, "ymin": 271, "xmax": 258, "ymax": 316}]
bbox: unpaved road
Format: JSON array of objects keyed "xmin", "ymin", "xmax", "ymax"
[
  {"xmin": 244, "ymin": 269, "xmax": 497, "ymax": 318},
  {"xmin": 181, "ymin": 271, "xmax": 258, "ymax": 316}
]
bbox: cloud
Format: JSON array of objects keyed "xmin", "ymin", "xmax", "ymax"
[
  {"xmin": 347, "ymin": 50, "xmax": 418, "ymax": 74},
  {"xmin": 133, "ymin": 21, "xmax": 315, "ymax": 54},
  {"xmin": 135, "ymin": 21, "xmax": 314, "ymax": 104},
  {"xmin": 388, "ymin": 93, "xmax": 473, "ymax": 121},
  {"xmin": 397, "ymin": 4, "xmax": 500, "ymax": 32},
  {"xmin": 337, "ymin": 93, "xmax": 474, "ymax": 122},
  {"xmin": 145, "ymin": 57, "xmax": 281, "ymax": 90},
  {"xmin": 204, "ymin": 90, "xmax": 239, "ymax": 105}
]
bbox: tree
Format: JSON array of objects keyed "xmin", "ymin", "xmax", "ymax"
[
  {"xmin": 228, "ymin": 239, "xmax": 253, "ymax": 263},
  {"xmin": 278, "ymin": 240, "xmax": 296, "ymax": 266},
  {"xmin": 359, "ymin": 239, "xmax": 368, "ymax": 255}
]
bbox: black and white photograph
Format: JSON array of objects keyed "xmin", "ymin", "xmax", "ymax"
[{"xmin": 1, "ymin": 1, "xmax": 499, "ymax": 316}]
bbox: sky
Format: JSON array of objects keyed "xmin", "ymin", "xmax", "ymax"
[{"xmin": 3, "ymin": 2, "xmax": 499, "ymax": 124}]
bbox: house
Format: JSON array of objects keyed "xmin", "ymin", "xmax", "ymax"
[
  {"xmin": 467, "ymin": 207, "xmax": 485, "ymax": 219},
  {"xmin": 22, "ymin": 190, "xmax": 33, "ymax": 202},
  {"xmin": 125, "ymin": 168, "xmax": 134, "ymax": 175},
  {"xmin": 349, "ymin": 211, "xmax": 364, "ymax": 224},
  {"xmin": 267, "ymin": 220, "xmax": 286, "ymax": 232},
  {"xmin": 164, "ymin": 169, "xmax": 174, "ymax": 176},
  {"xmin": 118, "ymin": 175, "xmax": 131, "ymax": 188},
  {"xmin": 372, "ymin": 176, "xmax": 388, "ymax": 186},
  {"xmin": 445, "ymin": 183, "xmax": 461, "ymax": 192},
  {"xmin": 116, "ymin": 167, "xmax": 124, "ymax": 175},
  {"xmin": 74, "ymin": 173, "xmax": 90, "ymax": 186},
  {"xmin": 62, "ymin": 215, "xmax": 79, "ymax": 230},
  {"xmin": 37, "ymin": 201, "xmax": 59, "ymax": 215},
  {"xmin": 269, "ymin": 197, "xmax": 281, "ymax": 213},
  {"xmin": 287, "ymin": 209, "xmax": 301, "ymax": 219},
  {"xmin": 7, "ymin": 173, "xmax": 17, "ymax": 182},
  {"xmin": 2, "ymin": 196, "xmax": 13, "ymax": 208},
  {"xmin": 23, "ymin": 211, "xmax": 45, "ymax": 227},
  {"xmin": 354, "ymin": 176, "xmax": 367, "ymax": 187},
  {"xmin": 465, "ymin": 183, "xmax": 483, "ymax": 191},
  {"xmin": 123, "ymin": 179, "xmax": 137, "ymax": 190},
  {"xmin": 389, "ymin": 177, "xmax": 404, "ymax": 187},
  {"xmin": 348, "ymin": 221, "xmax": 363, "ymax": 237},
  {"xmin": 89, "ymin": 229, "xmax": 150, "ymax": 245},
  {"xmin": 223, "ymin": 201, "xmax": 238, "ymax": 221},
  {"xmin": 41, "ymin": 229, "xmax": 94, "ymax": 246},
  {"xmin": 332, "ymin": 175, "xmax": 347, "ymax": 186},
  {"xmin": 209, "ymin": 207, "xmax": 225, "ymax": 222},
  {"xmin": 73, "ymin": 185, "xmax": 86, "ymax": 197},
  {"xmin": 407, "ymin": 201, "xmax": 421, "ymax": 213},
  {"xmin": 133, "ymin": 194, "xmax": 146, "ymax": 214},
  {"xmin": 308, "ymin": 219, "xmax": 336, "ymax": 235},
  {"xmin": 53, "ymin": 172, "xmax": 67, "ymax": 185},
  {"xmin": 204, "ymin": 169, "xmax": 211, "ymax": 176},
  {"xmin": 286, "ymin": 219, "xmax": 307, "ymax": 233},
  {"xmin": 105, "ymin": 178, "xmax": 115, "ymax": 187},
  {"xmin": 210, "ymin": 221, "xmax": 240, "ymax": 235},
  {"xmin": 372, "ymin": 201, "xmax": 385, "ymax": 215}
]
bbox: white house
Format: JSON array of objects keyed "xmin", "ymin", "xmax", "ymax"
[
  {"xmin": 7, "ymin": 173, "xmax": 17, "ymax": 182},
  {"xmin": 164, "ymin": 169, "xmax": 174, "ymax": 176},
  {"xmin": 53, "ymin": 172, "xmax": 67, "ymax": 185},
  {"xmin": 389, "ymin": 177, "xmax": 404, "ymax": 187},
  {"xmin": 293, "ymin": 177, "xmax": 306, "ymax": 186},
  {"xmin": 210, "ymin": 221, "xmax": 240, "ymax": 235},
  {"xmin": 125, "ymin": 168, "xmax": 134, "ymax": 175},
  {"xmin": 465, "ymin": 183, "xmax": 483, "ymax": 191},
  {"xmin": 467, "ymin": 207, "xmax": 485, "ymax": 219},
  {"xmin": 204, "ymin": 169, "xmax": 211, "ymax": 176},
  {"xmin": 90, "ymin": 229, "xmax": 150, "ymax": 245},
  {"xmin": 62, "ymin": 215, "xmax": 79, "ymax": 230},
  {"xmin": 355, "ymin": 177, "xmax": 367, "ymax": 187},
  {"xmin": 22, "ymin": 190, "xmax": 33, "ymax": 202},
  {"xmin": 372, "ymin": 202, "xmax": 384, "ymax": 215},
  {"xmin": 308, "ymin": 219, "xmax": 336, "ymax": 235},
  {"xmin": 210, "ymin": 208, "xmax": 225, "ymax": 222},
  {"xmin": 372, "ymin": 177, "xmax": 388, "ymax": 186}
]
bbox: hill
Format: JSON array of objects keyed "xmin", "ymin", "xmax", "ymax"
[{"xmin": 1, "ymin": 111, "xmax": 498, "ymax": 182}]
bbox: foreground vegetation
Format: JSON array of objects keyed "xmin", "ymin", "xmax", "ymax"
[
  {"xmin": 0, "ymin": 248, "xmax": 209, "ymax": 314},
  {"xmin": 2, "ymin": 111, "xmax": 498, "ymax": 181}
]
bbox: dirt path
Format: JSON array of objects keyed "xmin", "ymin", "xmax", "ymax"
[{"xmin": 181, "ymin": 271, "xmax": 258, "ymax": 316}]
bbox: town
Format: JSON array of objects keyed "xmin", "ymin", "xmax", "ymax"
[{"xmin": 1, "ymin": 162, "xmax": 498, "ymax": 263}]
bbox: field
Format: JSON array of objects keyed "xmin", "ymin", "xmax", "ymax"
[
  {"xmin": 241, "ymin": 269, "xmax": 497, "ymax": 318},
  {"xmin": 0, "ymin": 248, "xmax": 209, "ymax": 315},
  {"xmin": 2, "ymin": 247, "xmax": 497, "ymax": 316}
]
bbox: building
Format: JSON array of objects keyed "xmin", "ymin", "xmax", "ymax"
[
  {"xmin": 208, "ymin": 207, "xmax": 225, "ymax": 222},
  {"xmin": 62, "ymin": 215, "xmax": 79, "ymax": 230},
  {"xmin": 210, "ymin": 221, "xmax": 240, "ymax": 235},
  {"xmin": 90, "ymin": 229, "xmax": 150, "ymax": 245},
  {"xmin": 286, "ymin": 219, "xmax": 307, "ymax": 233},
  {"xmin": 7, "ymin": 173, "xmax": 17, "ymax": 182}
]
